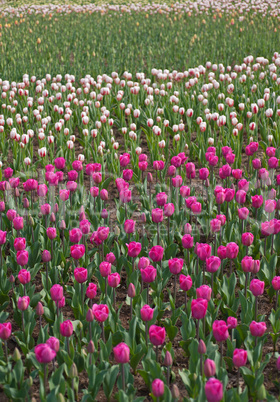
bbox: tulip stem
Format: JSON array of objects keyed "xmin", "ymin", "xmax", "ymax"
[
  {"xmin": 244, "ymin": 272, "xmax": 248, "ymax": 299},
  {"xmin": 113, "ymin": 288, "xmax": 116, "ymax": 310},
  {"xmin": 167, "ymin": 366, "xmax": 170, "ymax": 387},
  {"xmin": 200, "ymin": 354, "xmax": 203, "ymax": 376},
  {"xmin": 271, "ymin": 234, "xmax": 274, "ymax": 255},
  {"xmin": 145, "ymin": 322, "xmax": 148, "ymax": 346},
  {"xmin": 66, "ymin": 337, "xmax": 70, "ymax": 355},
  {"xmin": 185, "ymin": 292, "xmax": 187, "ymax": 313},
  {"xmin": 4, "ymin": 340, "xmax": 8, "ymax": 362},
  {"xmin": 211, "ymin": 273, "xmax": 214, "ymax": 296},
  {"xmin": 46, "ymin": 262, "xmax": 49, "ymax": 292},
  {"xmin": 229, "ymin": 260, "xmax": 233, "ymax": 276},
  {"xmin": 276, "ymin": 290, "xmax": 279, "ymax": 310},
  {"xmin": 121, "ymin": 363, "xmax": 125, "ymax": 391},
  {"xmin": 197, "ymin": 320, "xmax": 199, "ymax": 341},
  {"xmin": 167, "ymin": 216, "xmax": 170, "ymax": 243},
  {"xmin": 264, "ymin": 237, "xmax": 267, "ymax": 257},
  {"xmin": 44, "ymin": 364, "xmax": 47, "ymax": 396},
  {"xmin": 237, "ymin": 367, "xmax": 240, "ymax": 394},
  {"xmin": 105, "ymin": 278, "xmax": 107, "ymax": 298},
  {"xmin": 255, "ymin": 296, "xmax": 258, "ymax": 321},
  {"xmin": 130, "ymin": 297, "xmax": 133, "ymax": 320},
  {"xmin": 22, "ymin": 311, "xmax": 24, "ymax": 333},
  {"xmin": 147, "ymin": 283, "xmax": 149, "ymax": 305},
  {"xmin": 220, "ymin": 342, "xmax": 223, "ymax": 368},
  {"xmin": 101, "ymin": 322, "xmax": 105, "ymax": 342},
  {"xmin": 51, "ymin": 240, "xmax": 53, "ymax": 262},
  {"xmin": 156, "ymin": 345, "xmax": 159, "ymax": 363},
  {"xmin": 157, "ymin": 222, "xmax": 159, "ymax": 245},
  {"xmin": 174, "ymin": 275, "xmax": 177, "ymax": 307},
  {"xmin": 81, "ymin": 283, "xmax": 84, "ymax": 315},
  {"xmin": 0, "ymin": 245, "xmax": 2, "ymax": 269}
]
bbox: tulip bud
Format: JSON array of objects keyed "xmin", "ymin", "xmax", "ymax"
[
  {"xmin": 86, "ymin": 309, "xmax": 94, "ymax": 322},
  {"xmin": 163, "ymin": 351, "xmax": 173, "ymax": 366},
  {"xmin": 13, "ymin": 348, "xmax": 21, "ymax": 362},
  {"xmin": 115, "ymin": 226, "xmax": 120, "ymax": 236},
  {"xmin": 141, "ymin": 213, "xmax": 146, "ymax": 223},
  {"xmin": 69, "ymin": 363, "xmax": 78, "ymax": 379},
  {"xmin": 128, "ymin": 283, "xmax": 135, "ymax": 298},
  {"xmin": 171, "ymin": 384, "xmax": 180, "ymax": 400},
  {"xmin": 87, "ymin": 340, "xmax": 95, "ymax": 354},
  {"xmin": 57, "ymin": 394, "xmax": 65, "ymax": 402},
  {"xmin": 198, "ymin": 339, "xmax": 206, "ymax": 354},
  {"xmin": 205, "ymin": 178, "xmax": 210, "ymax": 187},
  {"xmin": 54, "ymin": 203, "xmax": 59, "ymax": 214},
  {"xmin": 147, "ymin": 173, "xmax": 153, "ymax": 183},
  {"xmin": 23, "ymin": 198, "xmax": 29, "ymax": 209},
  {"xmin": 15, "ymin": 188, "xmax": 20, "ymax": 198},
  {"xmin": 50, "ymin": 212, "xmax": 56, "ymax": 223},
  {"xmin": 27, "ymin": 377, "xmax": 33, "ymax": 387},
  {"xmin": 204, "ymin": 359, "xmax": 216, "ymax": 377},
  {"xmin": 77, "ymin": 321, "xmax": 83, "ymax": 330},
  {"xmin": 60, "ymin": 220, "xmax": 66, "ymax": 230},
  {"xmin": 28, "ymin": 216, "xmax": 34, "ymax": 227},
  {"xmin": 36, "ymin": 302, "xmax": 44, "ymax": 316},
  {"xmin": 256, "ymin": 384, "xmax": 266, "ymax": 400},
  {"xmin": 9, "ymin": 274, "xmax": 15, "ymax": 284}
]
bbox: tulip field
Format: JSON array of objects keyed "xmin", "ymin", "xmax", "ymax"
[{"xmin": 1, "ymin": 0, "xmax": 280, "ymax": 401}]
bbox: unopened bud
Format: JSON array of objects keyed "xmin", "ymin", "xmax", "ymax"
[
  {"xmin": 77, "ymin": 321, "xmax": 83, "ymax": 330},
  {"xmin": 101, "ymin": 209, "xmax": 108, "ymax": 220},
  {"xmin": 115, "ymin": 226, "xmax": 120, "ymax": 236},
  {"xmin": 204, "ymin": 359, "xmax": 216, "ymax": 377},
  {"xmin": 15, "ymin": 188, "xmax": 20, "ymax": 198},
  {"xmin": 205, "ymin": 178, "xmax": 210, "ymax": 188},
  {"xmin": 23, "ymin": 198, "xmax": 29, "ymax": 209},
  {"xmin": 69, "ymin": 363, "xmax": 78, "ymax": 379},
  {"xmin": 141, "ymin": 213, "xmax": 146, "ymax": 223},
  {"xmin": 54, "ymin": 203, "xmax": 59, "ymax": 214},
  {"xmin": 163, "ymin": 351, "xmax": 173, "ymax": 367},
  {"xmin": 198, "ymin": 339, "xmax": 206, "ymax": 354},
  {"xmin": 28, "ymin": 216, "xmax": 34, "ymax": 227},
  {"xmin": 27, "ymin": 377, "xmax": 33, "ymax": 387},
  {"xmin": 87, "ymin": 340, "xmax": 95, "ymax": 354},
  {"xmin": 128, "ymin": 283, "xmax": 135, "ymax": 298},
  {"xmin": 60, "ymin": 220, "xmax": 66, "ymax": 230},
  {"xmin": 79, "ymin": 212, "xmax": 86, "ymax": 221},
  {"xmin": 36, "ymin": 302, "xmax": 44, "ymax": 316},
  {"xmin": 86, "ymin": 309, "xmax": 94, "ymax": 322},
  {"xmin": 184, "ymin": 223, "xmax": 192, "ymax": 235},
  {"xmin": 147, "ymin": 172, "xmax": 153, "ymax": 183},
  {"xmin": 57, "ymin": 393, "xmax": 65, "ymax": 402},
  {"xmin": 50, "ymin": 212, "xmax": 56, "ymax": 223},
  {"xmin": 13, "ymin": 348, "xmax": 21, "ymax": 362},
  {"xmin": 9, "ymin": 274, "xmax": 15, "ymax": 283},
  {"xmin": 171, "ymin": 384, "xmax": 180, "ymax": 400}
]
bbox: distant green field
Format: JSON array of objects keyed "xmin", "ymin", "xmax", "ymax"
[{"xmin": 0, "ymin": 1, "xmax": 279, "ymax": 81}]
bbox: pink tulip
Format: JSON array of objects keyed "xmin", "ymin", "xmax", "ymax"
[
  {"xmin": 46, "ymin": 337, "xmax": 60, "ymax": 352},
  {"xmin": 120, "ymin": 189, "xmax": 131, "ymax": 203},
  {"xmin": 206, "ymin": 256, "xmax": 221, "ymax": 273},
  {"xmin": 149, "ymin": 246, "xmax": 164, "ymax": 262},
  {"xmin": 241, "ymin": 233, "xmax": 254, "ymax": 247},
  {"xmin": 35, "ymin": 343, "xmax": 56, "ymax": 364},
  {"xmin": 241, "ymin": 256, "xmax": 254, "ymax": 273},
  {"xmin": 97, "ymin": 226, "xmax": 109, "ymax": 241},
  {"xmin": 69, "ymin": 229, "xmax": 83, "ymax": 244},
  {"xmin": 236, "ymin": 190, "xmax": 246, "ymax": 204},
  {"xmin": 86, "ymin": 283, "xmax": 97, "ymax": 299},
  {"xmin": 168, "ymin": 258, "xmax": 184, "ymax": 274},
  {"xmin": 217, "ymin": 245, "xmax": 227, "ymax": 260},
  {"xmin": 0, "ymin": 322, "xmax": 11, "ymax": 340},
  {"xmin": 226, "ymin": 242, "xmax": 239, "ymax": 259},
  {"xmin": 249, "ymin": 279, "xmax": 264, "ymax": 296},
  {"xmin": 251, "ymin": 195, "xmax": 263, "ymax": 209},
  {"xmin": 124, "ymin": 219, "xmax": 135, "ymax": 234},
  {"xmin": 106, "ymin": 253, "xmax": 116, "ymax": 264},
  {"xmin": 204, "ymin": 359, "xmax": 216, "ymax": 377},
  {"xmin": 113, "ymin": 342, "xmax": 130, "ymax": 364},
  {"xmin": 74, "ymin": 267, "xmax": 88, "ymax": 283},
  {"xmin": 156, "ymin": 192, "xmax": 168, "ymax": 207},
  {"xmin": 16, "ymin": 250, "xmax": 29, "ymax": 266},
  {"xmin": 100, "ymin": 262, "xmax": 111, "ymax": 277},
  {"xmin": 272, "ymin": 276, "xmax": 280, "ymax": 291},
  {"xmin": 191, "ymin": 298, "xmax": 208, "ymax": 319},
  {"xmin": 197, "ymin": 243, "xmax": 211, "ymax": 261},
  {"xmin": 92, "ymin": 304, "xmax": 109, "ymax": 322},
  {"xmin": 108, "ymin": 273, "xmax": 121, "ymax": 288},
  {"xmin": 46, "ymin": 227, "xmax": 56, "ymax": 240},
  {"xmin": 227, "ymin": 317, "xmax": 237, "ymax": 329},
  {"xmin": 205, "ymin": 378, "xmax": 223, "ymax": 402},
  {"xmin": 212, "ymin": 320, "xmax": 229, "ymax": 342},
  {"xmin": 141, "ymin": 266, "xmax": 157, "ymax": 283},
  {"xmin": 18, "ymin": 269, "xmax": 31, "ymax": 285},
  {"xmin": 50, "ymin": 284, "xmax": 63, "ymax": 301},
  {"xmin": 60, "ymin": 320, "xmax": 73, "ymax": 337},
  {"xmin": 149, "ymin": 325, "xmax": 166, "ymax": 346},
  {"xmin": 152, "ymin": 379, "xmax": 164, "ymax": 397},
  {"xmin": 182, "ymin": 234, "xmax": 193, "ymax": 249},
  {"xmin": 140, "ymin": 305, "xmax": 154, "ymax": 321},
  {"xmin": 164, "ymin": 203, "xmax": 175, "ymax": 217},
  {"xmin": 126, "ymin": 242, "xmax": 141, "ymax": 258},
  {"xmin": 0, "ymin": 231, "xmax": 7, "ymax": 245},
  {"xmin": 13, "ymin": 217, "xmax": 24, "ymax": 231},
  {"xmin": 196, "ymin": 285, "xmax": 212, "ymax": 301},
  {"xmin": 233, "ymin": 349, "xmax": 247, "ymax": 367},
  {"xmin": 238, "ymin": 207, "xmax": 249, "ymax": 220},
  {"xmin": 249, "ymin": 321, "xmax": 266, "ymax": 337},
  {"xmin": 79, "ymin": 219, "xmax": 91, "ymax": 235},
  {"xmin": 152, "ymin": 208, "xmax": 163, "ymax": 223},
  {"xmin": 17, "ymin": 296, "xmax": 30, "ymax": 311},
  {"xmin": 70, "ymin": 244, "xmax": 85, "ymax": 260},
  {"xmin": 179, "ymin": 274, "xmax": 192, "ymax": 291}
]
